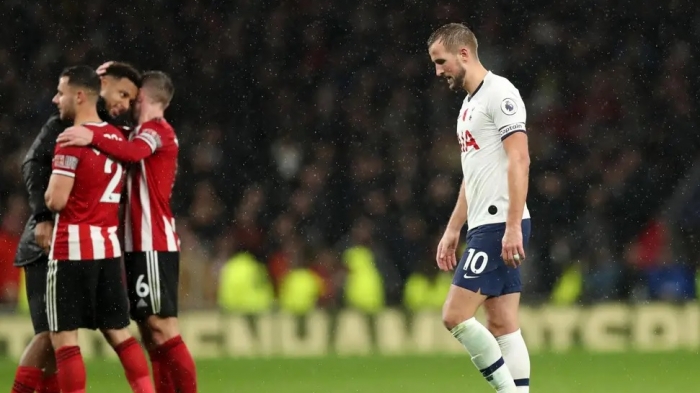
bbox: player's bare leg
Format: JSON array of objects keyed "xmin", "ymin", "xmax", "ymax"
[
  {"xmin": 484, "ymin": 293, "xmax": 530, "ymax": 392},
  {"xmin": 20, "ymin": 334, "xmax": 59, "ymax": 393},
  {"xmin": 484, "ymin": 293, "xmax": 520, "ymax": 336},
  {"xmin": 11, "ymin": 332, "xmax": 57, "ymax": 393},
  {"xmin": 142, "ymin": 316, "xmax": 180, "ymax": 345},
  {"xmin": 101, "ymin": 328, "xmax": 155, "ymax": 393},
  {"xmin": 137, "ymin": 322, "xmax": 156, "ymax": 350},
  {"xmin": 18, "ymin": 332, "xmax": 54, "ymax": 372},
  {"xmin": 49, "ymin": 330, "xmax": 86, "ymax": 393},
  {"xmin": 137, "ymin": 316, "xmax": 175, "ymax": 393},
  {"xmin": 443, "ymin": 285, "xmax": 517, "ymax": 393},
  {"xmin": 140, "ymin": 316, "xmax": 197, "ymax": 393},
  {"xmin": 137, "ymin": 320, "xmax": 174, "ymax": 393}
]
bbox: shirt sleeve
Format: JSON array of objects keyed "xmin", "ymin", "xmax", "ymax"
[
  {"xmin": 134, "ymin": 127, "xmax": 165, "ymax": 152},
  {"xmin": 92, "ymin": 130, "xmax": 153, "ymax": 163},
  {"xmin": 52, "ymin": 145, "xmax": 83, "ymax": 178},
  {"xmin": 490, "ymin": 85, "xmax": 527, "ymax": 141}
]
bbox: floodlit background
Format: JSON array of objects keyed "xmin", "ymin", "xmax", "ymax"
[{"xmin": 1, "ymin": 1, "xmax": 699, "ymax": 392}]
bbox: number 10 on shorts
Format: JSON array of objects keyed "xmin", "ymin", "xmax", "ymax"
[{"xmin": 463, "ymin": 248, "xmax": 488, "ymax": 276}]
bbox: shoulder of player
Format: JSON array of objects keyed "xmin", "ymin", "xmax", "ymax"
[
  {"xmin": 54, "ymin": 143, "xmax": 87, "ymax": 157},
  {"xmin": 485, "ymin": 76, "xmax": 523, "ymax": 110},
  {"xmin": 87, "ymin": 123, "xmax": 126, "ymax": 141},
  {"xmin": 142, "ymin": 118, "xmax": 175, "ymax": 135},
  {"xmin": 486, "ymin": 74, "xmax": 520, "ymax": 95}
]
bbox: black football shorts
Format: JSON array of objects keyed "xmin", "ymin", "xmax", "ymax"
[
  {"xmin": 45, "ymin": 258, "xmax": 130, "ymax": 332},
  {"xmin": 124, "ymin": 251, "xmax": 180, "ymax": 321}
]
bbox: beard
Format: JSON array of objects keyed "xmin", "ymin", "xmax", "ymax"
[
  {"xmin": 109, "ymin": 107, "xmax": 136, "ymax": 128},
  {"xmin": 59, "ymin": 106, "xmax": 75, "ymax": 122},
  {"xmin": 97, "ymin": 96, "xmax": 136, "ymax": 128},
  {"xmin": 449, "ymin": 66, "xmax": 466, "ymax": 91}
]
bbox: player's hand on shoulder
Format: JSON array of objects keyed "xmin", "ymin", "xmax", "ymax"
[
  {"xmin": 35, "ymin": 221, "xmax": 53, "ymax": 254},
  {"xmin": 57, "ymin": 126, "xmax": 94, "ymax": 147},
  {"xmin": 436, "ymin": 228, "xmax": 460, "ymax": 271},
  {"xmin": 501, "ymin": 226, "xmax": 525, "ymax": 268}
]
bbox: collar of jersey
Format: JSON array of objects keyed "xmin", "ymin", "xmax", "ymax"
[{"xmin": 467, "ymin": 71, "xmax": 491, "ymax": 102}]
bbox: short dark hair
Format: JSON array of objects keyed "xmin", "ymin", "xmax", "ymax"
[
  {"xmin": 142, "ymin": 71, "xmax": 174, "ymax": 108},
  {"xmin": 427, "ymin": 23, "xmax": 479, "ymax": 55},
  {"xmin": 102, "ymin": 62, "xmax": 142, "ymax": 88},
  {"xmin": 60, "ymin": 65, "xmax": 101, "ymax": 96}
]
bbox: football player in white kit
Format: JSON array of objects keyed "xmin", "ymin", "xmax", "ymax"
[{"xmin": 428, "ymin": 23, "xmax": 531, "ymax": 393}]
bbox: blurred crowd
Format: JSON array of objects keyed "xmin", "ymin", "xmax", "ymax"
[{"xmin": 1, "ymin": 0, "xmax": 700, "ymax": 310}]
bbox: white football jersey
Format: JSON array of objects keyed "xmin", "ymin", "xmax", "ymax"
[{"xmin": 456, "ymin": 71, "xmax": 530, "ymax": 230}]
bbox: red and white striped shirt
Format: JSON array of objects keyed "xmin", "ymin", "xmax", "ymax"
[
  {"xmin": 116, "ymin": 119, "xmax": 180, "ymax": 252},
  {"xmin": 49, "ymin": 123, "xmax": 125, "ymax": 261},
  {"xmin": 90, "ymin": 118, "xmax": 180, "ymax": 253}
]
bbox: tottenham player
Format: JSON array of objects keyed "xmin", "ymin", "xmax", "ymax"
[
  {"xmin": 428, "ymin": 24, "xmax": 531, "ymax": 393},
  {"xmin": 44, "ymin": 65, "xmax": 154, "ymax": 393},
  {"xmin": 58, "ymin": 71, "xmax": 197, "ymax": 393},
  {"xmin": 11, "ymin": 62, "xmax": 141, "ymax": 393}
]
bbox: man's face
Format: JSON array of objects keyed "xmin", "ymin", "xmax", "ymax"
[
  {"xmin": 100, "ymin": 76, "xmax": 138, "ymax": 118},
  {"xmin": 52, "ymin": 77, "xmax": 76, "ymax": 121},
  {"xmin": 429, "ymin": 41, "xmax": 467, "ymax": 91}
]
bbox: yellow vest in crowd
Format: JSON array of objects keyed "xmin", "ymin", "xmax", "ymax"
[
  {"xmin": 551, "ymin": 264, "xmax": 582, "ymax": 305},
  {"xmin": 343, "ymin": 246, "xmax": 384, "ymax": 313},
  {"xmin": 218, "ymin": 252, "xmax": 274, "ymax": 314},
  {"xmin": 403, "ymin": 272, "xmax": 452, "ymax": 311},
  {"xmin": 279, "ymin": 268, "xmax": 323, "ymax": 315}
]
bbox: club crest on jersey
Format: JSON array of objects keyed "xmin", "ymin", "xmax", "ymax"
[{"xmin": 501, "ymin": 98, "xmax": 518, "ymax": 116}]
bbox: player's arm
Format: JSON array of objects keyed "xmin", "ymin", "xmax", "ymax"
[
  {"xmin": 93, "ymin": 128, "xmax": 158, "ymax": 162},
  {"xmin": 57, "ymin": 125, "xmax": 154, "ymax": 162},
  {"xmin": 436, "ymin": 178, "xmax": 467, "ymax": 271},
  {"xmin": 23, "ymin": 116, "xmax": 64, "ymax": 223},
  {"xmin": 45, "ymin": 146, "xmax": 81, "ymax": 212},
  {"xmin": 495, "ymin": 94, "xmax": 529, "ymax": 229},
  {"xmin": 494, "ymin": 90, "xmax": 529, "ymax": 266},
  {"xmin": 446, "ymin": 178, "xmax": 468, "ymax": 232},
  {"xmin": 45, "ymin": 174, "xmax": 75, "ymax": 212},
  {"xmin": 503, "ymin": 133, "xmax": 530, "ymax": 228}
]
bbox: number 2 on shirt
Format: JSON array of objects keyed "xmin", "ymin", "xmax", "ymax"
[{"xmin": 100, "ymin": 157, "xmax": 123, "ymax": 203}]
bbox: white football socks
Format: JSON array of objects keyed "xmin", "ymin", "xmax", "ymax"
[
  {"xmin": 496, "ymin": 329, "xmax": 531, "ymax": 392},
  {"xmin": 451, "ymin": 318, "xmax": 517, "ymax": 393}
]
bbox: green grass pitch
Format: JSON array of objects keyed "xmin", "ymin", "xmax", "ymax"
[{"xmin": 2, "ymin": 352, "xmax": 698, "ymax": 392}]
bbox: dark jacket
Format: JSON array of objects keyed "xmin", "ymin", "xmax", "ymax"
[
  {"xmin": 14, "ymin": 99, "xmax": 130, "ymax": 266},
  {"xmin": 14, "ymin": 115, "xmax": 70, "ymax": 266}
]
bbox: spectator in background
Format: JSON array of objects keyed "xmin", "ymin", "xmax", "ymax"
[
  {"xmin": 0, "ymin": 194, "xmax": 25, "ymax": 305},
  {"xmin": 0, "ymin": 1, "xmax": 699, "ymax": 308}
]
